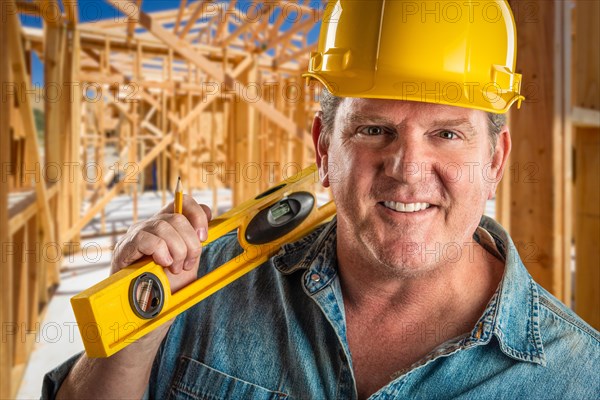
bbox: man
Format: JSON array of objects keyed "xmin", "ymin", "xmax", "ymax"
[{"xmin": 44, "ymin": 1, "xmax": 599, "ymax": 399}]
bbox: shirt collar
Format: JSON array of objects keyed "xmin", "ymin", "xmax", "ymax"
[
  {"xmin": 473, "ymin": 216, "xmax": 546, "ymax": 366},
  {"xmin": 273, "ymin": 215, "xmax": 546, "ymax": 366},
  {"xmin": 273, "ymin": 217, "xmax": 339, "ymax": 293}
]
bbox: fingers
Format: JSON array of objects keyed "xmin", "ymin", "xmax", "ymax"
[
  {"xmin": 159, "ymin": 195, "xmax": 211, "ymax": 242},
  {"xmin": 112, "ymin": 195, "xmax": 212, "ymax": 275},
  {"xmin": 154, "ymin": 214, "xmax": 202, "ymax": 273},
  {"xmin": 180, "ymin": 196, "xmax": 211, "ymax": 242},
  {"xmin": 113, "ymin": 230, "xmax": 172, "ymax": 271},
  {"xmin": 199, "ymin": 204, "xmax": 213, "ymax": 223}
]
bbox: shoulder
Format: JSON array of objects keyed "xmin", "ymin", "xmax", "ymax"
[
  {"xmin": 532, "ymin": 282, "xmax": 600, "ymax": 393},
  {"xmin": 536, "ymin": 283, "xmax": 600, "ymax": 346},
  {"xmin": 480, "ymin": 216, "xmax": 600, "ymax": 356}
]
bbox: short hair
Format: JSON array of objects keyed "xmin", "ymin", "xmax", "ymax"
[{"xmin": 319, "ymin": 89, "xmax": 505, "ymax": 154}]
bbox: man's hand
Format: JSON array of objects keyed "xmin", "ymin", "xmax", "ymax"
[
  {"xmin": 56, "ymin": 195, "xmax": 212, "ymax": 400},
  {"xmin": 111, "ymin": 195, "xmax": 212, "ymax": 293}
]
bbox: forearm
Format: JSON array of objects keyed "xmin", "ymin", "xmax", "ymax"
[
  {"xmin": 55, "ymin": 196, "xmax": 210, "ymax": 399},
  {"xmin": 56, "ymin": 322, "xmax": 172, "ymax": 399}
]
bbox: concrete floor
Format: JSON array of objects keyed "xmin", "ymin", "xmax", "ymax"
[{"xmin": 15, "ymin": 191, "xmax": 495, "ymax": 398}]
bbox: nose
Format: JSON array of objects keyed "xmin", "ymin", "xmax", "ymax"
[{"xmin": 383, "ymin": 136, "xmax": 430, "ymax": 185}]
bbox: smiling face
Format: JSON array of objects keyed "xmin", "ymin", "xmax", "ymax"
[{"xmin": 314, "ymin": 98, "xmax": 510, "ymax": 277}]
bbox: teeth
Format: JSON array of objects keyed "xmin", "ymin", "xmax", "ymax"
[{"xmin": 383, "ymin": 201, "xmax": 431, "ymax": 213}]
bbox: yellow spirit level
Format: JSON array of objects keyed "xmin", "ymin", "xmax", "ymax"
[{"xmin": 71, "ymin": 164, "xmax": 336, "ymax": 358}]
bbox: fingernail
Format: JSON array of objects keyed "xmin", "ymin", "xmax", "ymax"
[
  {"xmin": 166, "ymin": 255, "xmax": 173, "ymax": 265},
  {"xmin": 197, "ymin": 227, "xmax": 208, "ymax": 242}
]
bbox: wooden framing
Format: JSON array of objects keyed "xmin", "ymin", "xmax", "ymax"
[
  {"xmin": 2, "ymin": 1, "xmax": 322, "ymax": 395},
  {"xmin": 2, "ymin": 0, "xmax": 70, "ymax": 394},
  {"xmin": 2, "ymin": 0, "xmax": 598, "ymax": 396},
  {"xmin": 9, "ymin": 0, "xmax": 323, "ymax": 246},
  {"xmin": 508, "ymin": 0, "xmax": 571, "ymax": 303},
  {"xmin": 1, "ymin": 2, "xmax": 13, "ymax": 398},
  {"xmin": 8, "ymin": 0, "xmax": 56, "ymax": 267},
  {"xmin": 24, "ymin": 0, "xmax": 321, "ymax": 238}
]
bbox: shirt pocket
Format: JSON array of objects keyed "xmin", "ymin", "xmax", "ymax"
[{"xmin": 168, "ymin": 356, "xmax": 288, "ymax": 400}]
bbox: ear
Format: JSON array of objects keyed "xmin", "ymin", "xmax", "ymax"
[
  {"xmin": 487, "ymin": 127, "xmax": 511, "ymax": 200},
  {"xmin": 311, "ymin": 111, "xmax": 330, "ymax": 187}
]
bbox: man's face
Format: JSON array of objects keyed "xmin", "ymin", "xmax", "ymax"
[{"xmin": 314, "ymin": 98, "xmax": 510, "ymax": 277}]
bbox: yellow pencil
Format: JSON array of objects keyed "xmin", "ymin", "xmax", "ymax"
[{"xmin": 174, "ymin": 177, "xmax": 183, "ymax": 214}]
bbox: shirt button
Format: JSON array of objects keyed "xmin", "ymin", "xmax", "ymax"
[{"xmin": 310, "ymin": 273, "xmax": 321, "ymax": 282}]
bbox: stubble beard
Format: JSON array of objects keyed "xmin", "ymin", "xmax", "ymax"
[{"xmin": 339, "ymin": 208, "xmax": 443, "ymax": 280}]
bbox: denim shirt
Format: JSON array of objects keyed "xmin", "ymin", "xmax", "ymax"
[{"xmin": 43, "ymin": 216, "xmax": 600, "ymax": 399}]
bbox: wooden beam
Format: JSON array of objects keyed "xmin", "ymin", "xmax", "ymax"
[
  {"xmin": 495, "ymin": 152, "xmax": 511, "ymax": 232},
  {"xmin": 143, "ymin": 105, "xmax": 157, "ymax": 123},
  {"xmin": 173, "ymin": 0, "xmax": 188, "ymax": 34},
  {"xmin": 246, "ymin": 59, "xmax": 260, "ymax": 197},
  {"xmin": 16, "ymin": 0, "xmax": 41, "ymax": 16},
  {"xmin": 127, "ymin": 0, "xmax": 143, "ymax": 42},
  {"xmin": 8, "ymin": 5, "xmax": 55, "ymax": 246},
  {"xmin": 231, "ymin": 54, "xmax": 254, "ymax": 78},
  {"xmin": 265, "ymin": 5, "xmax": 287, "ymax": 49},
  {"xmin": 214, "ymin": 0, "xmax": 237, "ymax": 44},
  {"xmin": 63, "ymin": 0, "xmax": 79, "ymax": 25},
  {"xmin": 560, "ymin": 0, "xmax": 573, "ymax": 309},
  {"xmin": 43, "ymin": 19, "xmax": 65, "ymax": 248},
  {"xmin": 179, "ymin": 0, "xmax": 213, "ymax": 40},
  {"xmin": 39, "ymin": 0, "xmax": 62, "ymax": 26},
  {"xmin": 508, "ymin": 0, "xmax": 570, "ymax": 301},
  {"xmin": 68, "ymin": 21, "xmax": 83, "ymax": 253},
  {"xmin": 1, "ymin": 0, "xmax": 13, "ymax": 396},
  {"xmin": 12, "ymin": 226, "xmax": 27, "ymax": 367},
  {"xmin": 26, "ymin": 216, "xmax": 38, "ymax": 330}
]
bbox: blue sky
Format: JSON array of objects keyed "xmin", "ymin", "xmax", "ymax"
[{"xmin": 22, "ymin": 0, "xmax": 322, "ymax": 86}]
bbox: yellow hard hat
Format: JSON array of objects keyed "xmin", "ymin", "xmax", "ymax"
[{"xmin": 304, "ymin": 0, "xmax": 524, "ymax": 113}]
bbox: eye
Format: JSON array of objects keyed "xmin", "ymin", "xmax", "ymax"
[
  {"xmin": 438, "ymin": 130, "xmax": 458, "ymax": 140},
  {"xmin": 358, "ymin": 126, "xmax": 388, "ymax": 136}
]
